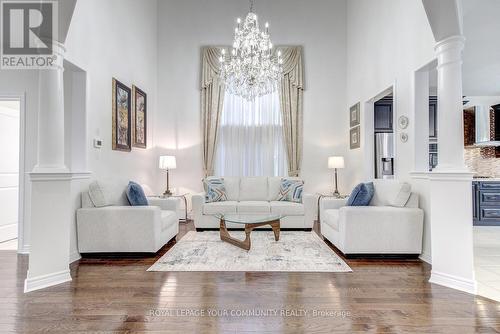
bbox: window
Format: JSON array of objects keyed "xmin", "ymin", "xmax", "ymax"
[{"xmin": 214, "ymin": 90, "xmax": 288, "ymax": 177}]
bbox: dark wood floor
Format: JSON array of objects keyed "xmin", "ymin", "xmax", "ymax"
[{"xmin": 1, "ymin": 222, "xmax": 499, "ymax": 333}]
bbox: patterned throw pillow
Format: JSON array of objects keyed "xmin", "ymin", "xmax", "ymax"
[
  {"xmin": 204, "ymin": 178, "xmax": 228, "ymax": 203},
  {"xmin": 277, "ymin": 178, "xmax": 304, "ymax": 203}
]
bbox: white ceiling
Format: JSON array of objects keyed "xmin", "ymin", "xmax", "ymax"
[{"xmin": 462, "ymin": 0, "xmax": 500, "ymax": 96}]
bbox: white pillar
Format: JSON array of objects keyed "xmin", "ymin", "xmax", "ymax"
[
  {"xmin": 25, "ymin": 41, "xmax": 72, "ymax": 293},
  {"xmin": 434, "ymin": 35, "xmax": 467, "ymax": 172},
  {"xmin": 428, "ymin": 35, "xmax": 476, "ymax": 294},
  {"xmin": 33, "ymin": 42, "xmax": 68, "ymax": 173}
]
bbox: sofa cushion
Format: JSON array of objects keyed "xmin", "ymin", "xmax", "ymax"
[
  {"xmin": 160, "ymin": 211, "xmax": 177, "ymax": 231},
  {"xmin": 126, "ymin": 181, "xmax": 149, "ymax": 206},
  {"xmin": 268, "ymin": 177, "xmax": 282, "ymax": 201},
  {"xmin": 277, "ymin": 179, "xmax": 304, "ymax": 203},
  {"xmin": 222, "ymin": 177, "xmax": 240, "ymax": 201},
  {"xmin": 323, "ymin": 209, "xmax": 340, "ymax": 231},
  {"xmin": 270, "ymin": 201, "xmax": 304, "ymax": 216},
  {"xmin": 239, "ymin": 177, "xmax": 268, "ymax": 201},
  {"xmin": 204, "ymin": 178, "xmax": 228, "ymax": 203},
  {"xmin": 347, "ymin": 182, "xmax": 374, "ymax": 206},
  {"xmin": 237, "ymin": 201, "xmax": 271, "ymax": 213},
  {"xmin": 203, "ymin": 201, "xmax": 237, "ymax": 215},
  {"xmin": 390, "ymin": 182, "xmax": 412, "ymax": 207}
]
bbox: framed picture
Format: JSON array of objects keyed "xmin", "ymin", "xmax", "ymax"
[
  {"xmin": 112, "ymin": 78, "xmax": 132, "ymax": 152},
  {"xmin": 350, "ymin": 102, "xmax": 360, "ymax": 127},
  {"xmin": 350, "ymin": 126, "xmax": 360, "ymax": 149},
  {"xmin": 132, "ymin": 85, "xmax": 147, "ymax": 148}
]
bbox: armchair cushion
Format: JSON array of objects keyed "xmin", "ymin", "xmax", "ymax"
[
  {"xmin": 126, "ymin": 181, "xmax": 149, "ymax": 206},
  {"xmin": 88, "ymin": 181, "xmax": 110, "ymax": 207},
  {"xmin": 390, "ymin": 182, "xmax": 412, "ymax": 207}
]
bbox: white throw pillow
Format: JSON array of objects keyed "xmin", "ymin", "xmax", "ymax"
[
  {"xmin": 88, "ymin": 181, "xmax": 111, "ymax": 207},
  {"xmin": 390, "ymin": 182, "xmax": 412, "ymax": 207}
]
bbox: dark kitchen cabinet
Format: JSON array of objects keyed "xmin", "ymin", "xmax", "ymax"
[
  {"xmin": 473, "ymin": 181, "xmax": 500, "ymax": 226},
  {"xmin": 374, "ymin": 97, "xmax": 393, "ymax": 132},
  {"xmin": 429, "ymin": 96, "xmax": 437, "ymax": 139}
]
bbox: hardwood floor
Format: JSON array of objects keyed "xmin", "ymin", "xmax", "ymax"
[{"xmin": 1, "ymin": 222, "xmax": 499, "ymax": 333}]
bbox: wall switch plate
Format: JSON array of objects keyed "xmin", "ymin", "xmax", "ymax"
[{"xmin": 93, "ymin": 138, "xmax": 103, "ymax": 148}]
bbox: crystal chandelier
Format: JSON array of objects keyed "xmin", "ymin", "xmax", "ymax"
[{"xmin": 219, "ymin": 0, "xmax": 283, "ymax": 101}]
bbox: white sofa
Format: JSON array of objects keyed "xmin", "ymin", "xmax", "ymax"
[
  {"xmin": 192, "ymin": 177, "xmax": 315, "ymax": 230},
  {"xmin": 320, "ymin": 180, "xmax": 424, "ymax": 256},
  {"xmin": 76, "ymin": 183, "xmax": 179, "ymax": 253}
]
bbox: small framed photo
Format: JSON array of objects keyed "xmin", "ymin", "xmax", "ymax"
[
  {"xmin": 112, "ymin": 78, "xmax": 132, "ymax": 152},
  {"xmin": 350, "ymin": 126, "xmax": 360, "ymax": 149},
  {"xmin": 350, "ymin": 102, "xmax": 360, "ymax": 127},
  {"xmin": 132, "ymin": 85, "xmax": 147, "ymax": 148}
]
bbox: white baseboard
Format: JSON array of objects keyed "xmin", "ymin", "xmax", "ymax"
[
  {"xmin": 419, "ymin": 251, "xmax": 431, "ymax": 264},
  {"xmin": 429, "ymin": 270, "xmax": 477, "ymax": 295},
  {"xmin": 0, "ymin": 223, "xmax": 17, "ymax": 243},
  {"xmin": 17, "ymin": 244, "xmax": 30, "ymax": 254},
  {"xmin": 24, "ymin": 269, "xmax": 72, "ymax": 293},
  {"xmin": 69, "ymin": 250, "xmax": 81, "ymax": 264}
]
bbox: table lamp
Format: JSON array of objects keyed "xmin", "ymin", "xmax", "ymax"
[
  {"xmin": 159, "ymin": 156, "xmax": 176, "ymax": 196},
  {"xmin": 328, "ymin": 156, "xmax": 345, "ymax": 196}
]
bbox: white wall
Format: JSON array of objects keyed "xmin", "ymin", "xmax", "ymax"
[
  {"xmin": 345, "ymin": 0, "xmax": 436, "ymax": 259},
  {"xmin": 65, "ymin": 0, "xmax": 159, "ymax": 187},
  {"xmin": 155, "ymin": 0, "xmax": 347, "ymax": 195},
  {"xmin": 0, "ymin": 101, "xmax": 20, "ymax": 243}
]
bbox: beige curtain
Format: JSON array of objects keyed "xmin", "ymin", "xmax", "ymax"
[
  {"xmin": 201, "ymin": 47, "xmax": 225, "ymax": 176},
  {"xmin": 278, "ymin": 46, "xmax": 304, "ymax": 177}
]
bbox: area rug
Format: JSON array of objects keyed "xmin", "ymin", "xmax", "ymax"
[{"xmin": 147, "ymin": 231, "xmax": 352, "ymax": 272}]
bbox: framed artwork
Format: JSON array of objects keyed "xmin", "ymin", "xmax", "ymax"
[
  {"xmin": 132, "ymin": 85, "xmax": 147, "ymax": 148},
  {"xmin": 112, "ymin": 78, "xmax": 132, "ymax": 152},
  {"xmin": 350, "ymin": 126, "xmax": 360, "ymax": 149},
  {"xmin": 350, "ymin": 102, "xmax": 360, "ymax": 127}
]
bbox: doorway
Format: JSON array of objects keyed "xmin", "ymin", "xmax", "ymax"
[{"xmin": 0, "ymin": 98, "xmax": 21, "ymax": 251}]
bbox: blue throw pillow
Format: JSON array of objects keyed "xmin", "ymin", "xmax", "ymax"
[
  {"xmin": 347, "ymin": 182, "xmax": 374, "ymax": 206},
  {"xmin": 126, "ymin": 181, "xmax": 149, "ymax": 206}
]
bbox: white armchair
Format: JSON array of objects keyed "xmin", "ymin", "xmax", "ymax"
[
  {"xmin": 76, "ymin": 184, "xmax": 179, "ymax": 253},
  {"xmin": 320, "ymin": 180, "xmax": 424, "ymax": 256}
]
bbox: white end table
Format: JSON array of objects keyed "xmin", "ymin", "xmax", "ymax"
[{"xmin": 148, "ymin": 193, "xmax": 189, "ymax": 222}]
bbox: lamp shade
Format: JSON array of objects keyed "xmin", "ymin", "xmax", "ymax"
[
  {"xmin": 159, "ymin": 156, "xmax": 177, "ymax": 170},
  {"xmin": 328, "ymin": 156, "xmax": 345, "ymax": 169}
]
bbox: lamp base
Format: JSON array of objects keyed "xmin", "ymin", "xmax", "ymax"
[
  {"xmin": 332, "ymin": 190, "xmax": 340, "ymax": 197},
  {"xmin": 163, "ymin": 189, "xmax": 173, "ymax": 197}
]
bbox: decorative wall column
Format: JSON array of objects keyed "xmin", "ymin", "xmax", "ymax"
[
  {"xmin": 428, "ymin": 35, "xmax": 476, "ymax": 294},
  {"xmin": 434, "ymin": 36, "xmax": 467, "ymax": 172},
  {"xmin": 25, "ymin": 41, "xmax": 72, "ymax": 293}
]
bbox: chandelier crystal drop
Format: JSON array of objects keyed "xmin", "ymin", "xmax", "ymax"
[{"xmin": 219, "ymin": 0, "xmax": 283, "ymax": 101}]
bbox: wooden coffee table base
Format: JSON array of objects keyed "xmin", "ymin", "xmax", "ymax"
[{"xmin": 219, "ymin": 219, "xmax": 280, "ymax": 251}]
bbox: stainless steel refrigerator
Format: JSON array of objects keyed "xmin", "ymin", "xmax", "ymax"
[{"xmin": 375, "ymin": 133, "xmax": 394, "ymax": 179}]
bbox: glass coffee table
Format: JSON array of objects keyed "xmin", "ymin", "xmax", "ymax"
[{"xmin": 213, "ymin": 213, "xmax": 282, "ymax": 251}]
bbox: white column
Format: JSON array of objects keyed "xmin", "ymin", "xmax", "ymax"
[
  {"xmin": 25, "ymin": 41, "xmax": 72, "ymax": 293},
  {"xmin": 33, "ymin": 42, "xmax": 68, "ymax": 173},
  {"xmin": 428, "ymin": 35, "xmax": 476, "ymax": 294},
  {"xmin": 434, "ymin": 35, "xmax": 467, "ymax": 172},
  {"xmin": 413, "ymin": 70, "xmax": 430, "ymax": 172}
]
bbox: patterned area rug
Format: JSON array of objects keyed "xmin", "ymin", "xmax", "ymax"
[{"xmin": 148, "ymin": 231, "xmax": 352, "ymax": 272}]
